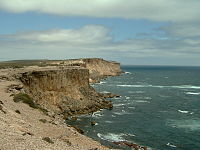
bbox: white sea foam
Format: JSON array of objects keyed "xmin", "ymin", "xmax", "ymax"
[
  {"xmin": 125, "ymin": 72, "xmax": 132, "ymax": 74},
  {"xmin": 128, "ymin": 106, "xmax": 135, "ymax": 109},
  {"xmin": 135, "ymin": 100, "xmax": 150, "ymax": 103},
  {"xmin": 185, "ymin": 92, "xmax": 200, "ymax": 95},
  {"xmin": 167, "ymin": 119, "xmax": 200, "ymax": 131},
  {"xmin": 178, "ymin": 110, "xmax": 189, "ymax": 114},
  {"xmin": 117, "ymin": 84, "xmax": 200, "ymax": 89},
  {"xmin": 134, "ymin": 96, "xmax": 152, "ymax": 100},
  {"xmin": 124, "ymin": 133, "xmax": 135, "ymax": 137},
  {"xmin": 105, "ymin": 121, "xmax": 113, "ymax": 123},
  {"xmin": 167, "ymin": 143, "xmax": 177, "ymax": 148},
  {"xmin": 97, "ymin": 133, "xmax": 126, "ymax": 142},
  {"xmin": 92, "ymin": 112, "xmax": 104, "ymax": 118},
  {"xmin": 101, "ymin": 91, "xmax": 110, "ymax": 93},
  {"xmin": 128, "ymin": 91, "xmax": 145, "ymax": 94},
  {"xmin": 113, "ymin": 110, "xmax": 131, "ymax": 115},
  {"xmin": 125, "ymin": 96, "xmax": 130, "ymax": 100},
  {"xmin": 113, "ymin": 103, "xmax": 125, "ymax": 107}
]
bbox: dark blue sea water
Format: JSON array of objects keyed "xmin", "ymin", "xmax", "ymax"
[{"xmin": 66, "ymin": 66, "xmax": 200, "ymax": 150}]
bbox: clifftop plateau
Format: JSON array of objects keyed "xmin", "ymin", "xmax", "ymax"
[
  {"xmin": 0, "ymin": 58, "xmax": 122, "ymax": 150},
  {"xmin": 0, "ymin": 58, "xmax": 122, "ymax": 117}
]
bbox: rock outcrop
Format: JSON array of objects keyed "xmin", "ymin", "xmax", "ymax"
[
  {"xmin": 0, "ymin": 58, "xmax": 122, "ymax": 117},
  {"xmin": 46, "ymin": 58, "xmax": 122, "ymax": 82},
  {"xmin": 19, "ymin": 67, "xmax": 112, "ymax": 117},
  {"xmin": 0, "ymin": 58, "xmax": 122, "ymax": 149}
]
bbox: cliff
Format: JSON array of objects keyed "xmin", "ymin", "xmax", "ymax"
[
  {"xmin": 19, "ymin": 67, "xmax": 112, "ymax": 117},
  {"xmin": 0, "ymin": 70, "xmax": 116, "ymax": 150},
  {"xmin": 47, "ymin": 58, "xmax": 122, "ymax": 82},
  {"xmin": 0, "ymin": 58, "xmax": 122, "ymax": 117},
  {"xmin": 0, "ymin": 58, "xmax": 121, "ymax": 149}
]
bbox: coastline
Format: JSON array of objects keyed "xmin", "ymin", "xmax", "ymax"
[{"xmin": 0, "ymin": 58, "xmax": 122, "ymax": 150}]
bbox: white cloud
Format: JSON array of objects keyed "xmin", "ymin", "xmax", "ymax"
[
  {"xmin": 0, "ymin": 0, "xmax": 199, "ymax": 22},
  {"xmin": 160, "ymin": 23, "xmax": 200, "ymax": 38},
  {"xmin": 1, "ymin": 25, "xmax": 200, "ymax": 65},
  {"xmin": 5, "ymin": 25, "xmax": 111, "ymax": 44}
]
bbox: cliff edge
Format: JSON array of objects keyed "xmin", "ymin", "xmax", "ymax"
[
  {"xmin": 46, "ymin": 58, "xmax": 122, "ymax": 82},
  {"xmin": 1, "ymin": 58, "xmax": 122, "ymax": 117},
  {"xmin": 0, "ymin": 58, "xmax": 122, "ymax": 150},
  {"xmin": 20, "ymin": 67, "xmax": 113, "ymax": 117}
]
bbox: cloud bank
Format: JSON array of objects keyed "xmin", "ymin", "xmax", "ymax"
[
  {"xmin": 0, "ymin": 0, "xmax": 199, "ymax": 65},
  {"xmin": 1, "ymin": 25, "xmax": 200, "ymax": 65},
  {"xmin": 0, "ymin": 0, "xmax": 199, "ymax": 22}
]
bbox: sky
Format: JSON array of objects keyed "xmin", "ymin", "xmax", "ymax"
[{"xmin": 0, "ymin": 0, "xmax": 200, "ymax": 66}]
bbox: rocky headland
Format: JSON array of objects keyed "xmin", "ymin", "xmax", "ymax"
[{"xmin": 0, "ymin": 58, "xmax": 122, "ymax": 150}]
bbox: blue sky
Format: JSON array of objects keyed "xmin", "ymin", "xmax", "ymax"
[{"xmin": 0, "ymin": 0, "xmax": 200, "ymax": 66}]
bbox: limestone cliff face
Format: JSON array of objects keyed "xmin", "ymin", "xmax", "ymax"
[
  {"xmin": 19, "ymin": 67, "xmax": 112, "ymax": 117},
  {"xmin": 47, "ymin": 58, "xmax": 122, "ymax": 82},
  {"xmin": 81, "ymin": 58, "xmax": 122, "ymax": 82}
]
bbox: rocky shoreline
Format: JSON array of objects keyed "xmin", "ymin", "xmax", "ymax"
[{"xmin": 0, "ymin": 58, "xmax": 122, "ymax": 150}]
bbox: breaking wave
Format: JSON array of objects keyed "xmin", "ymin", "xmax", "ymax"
[
  {"xmin": 167, "ymin": 119, "xmax": 200, "ymax": 131},
  {"xmin": 185, "ymin": 92, "xmax": 200, "ymax": 95},
  {"xmin": 97, "ymin": 133, "xmax": 126, "ymax": 142},
  {"xmin": 167, "ymin": 143, "xmax": 177, "ymax": 148},
  {"xmin": 178, "ymin": 110, "xmax": 189, "ymax": 114},
  {"xmin": 117, "ymin": 84, "xmax": 200, "ymax": 89}
]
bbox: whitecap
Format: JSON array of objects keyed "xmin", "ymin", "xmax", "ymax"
[
  {"xmin": 113, "ymin": 110, "xmax": 131, "ymax": 115},
  {"xmin": 167, "ymin": 119, "xmax": 200, "ymax": 131},
  {"xmin": 178, "ymin": 110, "xmax": 189, "ymax": 114},
  {"xmin": 124, "ymin": 133, "xmax": 135, "ymax": 137},
  {"xmin": 97, "ymin": 133, "xmax": 126, "ymax": 142},
  {"xmin": 135, "ymin": 100, "xmax": 150, "ymax": 103},
  {"xmin": 125, "ymin": 96, "xmax": 130, "ymax": 100},
  {"xmin": 92, "ymin": 112, "xmax": 104, "ymax": 118},
  {"xmin": 128, "ymin": 91, "xmax": 145, "ymax": 94},
  {"xmin": 113, "ymin": 103, "xmax": 125, "ymax": 107},
  {"xmin": 172, "ymin": 85, "xmax": 200, "ymax": 89},
  {"xmin": 167, "ymin": 143, "xmax": 177, "ymax": 148},
  {"xmin": 101, "ymin": 91, "xmax": 110, "ymax": 93},
  {"xmin": 125, "ymin": 72, "xmax": 131, "ymax": 74},
  {"xmin": 128, "ymin": 106, "xmax": 135, "ymax": 109},
  {"xmin": 117, "ymin": 84, "xmax": 200, "ymax": 89},
  {"xmin": 185, "ymin": 92, "xmax": 200, "ymax": 95},
  {"xmin": 105, "ymin": 121, "xmax": 113, "ymax": 123}
]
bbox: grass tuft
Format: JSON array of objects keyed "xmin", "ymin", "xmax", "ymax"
[
  {"xmin": 42, "ymin": 137, "xmax": 54, "ymax": 144},
  {"xmin": 39, "ymin": 119, "xmax": 47, "ymax": 123},
  {"xmin": 13, "ymin": 93, "xmax": 39, "ymax": 109}
]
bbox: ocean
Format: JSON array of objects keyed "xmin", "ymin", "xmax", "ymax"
[{"xmin": 66, "ymin": 66, "xmax": 200, "ymax": 150}]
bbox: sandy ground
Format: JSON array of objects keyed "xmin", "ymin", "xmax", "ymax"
[{"xmin": 0, "ymin": 68, "xmax": 118, "ymax": 150}]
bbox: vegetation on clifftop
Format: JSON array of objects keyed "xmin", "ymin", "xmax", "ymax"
[{"xmin": 13, "ymin": 93, "xmax": 48, "ymax": 115}]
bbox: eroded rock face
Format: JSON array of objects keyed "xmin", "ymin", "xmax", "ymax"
[
  {"xmin": 47, "ymin": 58, "xmax": 122, "ymax": 82},
  {"xmin": 20, "ymin": 68, "xmax": 112, "ymax": 117}
]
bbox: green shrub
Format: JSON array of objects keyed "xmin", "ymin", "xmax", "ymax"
[
  {"xmin": 39, "ymin": 119, "xmax": 47, "ymax": 123},
  {"xmin": 15, "ymin": 110, "xmax": 21, "ymax": 114},
  {"xmin": 13, "ymin": 93, "xmax": 39, "ymax": 109},
  {"xmin": 42, "ymin": 137, "xmax": 54, "ymax": 144},
  {"xmin": 38, "ymin": 107, "xmax": 49, "ymax": 115},
  {"xmin": 13, "ymin": 93, "xmax": 49, "ymax": 115}
]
